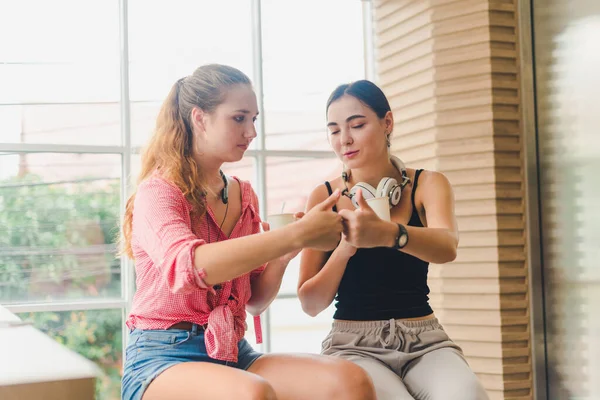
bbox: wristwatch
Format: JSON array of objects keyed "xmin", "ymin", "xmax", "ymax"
[{"xmin": 393, "ymin": 223, "xmax": 409, "ymax": 249}]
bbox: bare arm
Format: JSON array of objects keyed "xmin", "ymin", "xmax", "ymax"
[
  {"xmin": 135, "ymin": 178, "xmax": 342, "ymax": 293},
  {"xmin": 196, "ymin": 223, "xmax": 305, "ymax": 285},
  {"xmin": 340, "ymin": 171, "xmax": 459, "ymax": 264},
  {"xmin": 298, "ymin": 245, "xmax": 354, "ymax": 317},
  {"xmin": 298, "ymin": 185, "xmax": 356, "ymax": 317},
  {"xmin": 246, "ymin": 260, "xmax": 287, "ymax": 315},
  {"xmin": 246, "ymin": 221, "xmax": 302, "ymax": 316},
  {"xmin": 198, "ymin": 190, "xmax": 342, "ymax": 285}
]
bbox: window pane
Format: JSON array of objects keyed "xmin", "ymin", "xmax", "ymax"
[
  {"xmin": 128, "ymin": 0, "xmax": 254, "ymax": 147},
  {"xmin": 130, "ymin": 153, "xmax": 142, "ymax": 187},
  {"xmin": 278, "ymin": 256, "xmax": 302, "ymax": 296},
  {"xmin": 0, "ymin": 104, "xmax": 121, "ymax": 146},
  {"xmin": 265, "ymin": 157, "xmax": 340, "ymax": 216},
  {"xmin": 17, "ymin": 309, "xmax": 123, "ymax": 400},
  {"xmin": 261, "ymin": 0, "xmax": 365, "ymax": 150},
  {"xmin": 130, "ymin": 102, "xmax": 160, "ymax": 150},
  {"xmin": 0, "ymin": 1, "xmax": 121, "ymax": 145},
  {"xmin": 269, "ymin": 298, "xmax": 335, "ymax": 354},
  {"xmin": 0, "ymin": 153, "xmax": 121, "ymax": 303},
  {"xmin": 0, "ymin": 0, "xmax": 120, "ymax": 103}
]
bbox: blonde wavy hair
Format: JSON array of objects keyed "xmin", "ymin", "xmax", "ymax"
[{"xmin": 121, "ymin": 64, "xmax": 251, "ymax": 258}]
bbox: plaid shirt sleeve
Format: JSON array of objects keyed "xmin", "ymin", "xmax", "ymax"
[{"xmin": 132, "ymin": 177, "xmax": 210, "ymax": 295}]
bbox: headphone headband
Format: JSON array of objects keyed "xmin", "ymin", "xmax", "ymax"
[
  {"xmin": 341, "ymin": 156, "xmax": 410, "ymax": 209},
  {"xmin": 389, "ymin": 156, "xmax": 410, "ymax": 189}
]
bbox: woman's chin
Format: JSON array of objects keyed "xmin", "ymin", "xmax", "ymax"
[
  {"xmin": 343, "ymin": 158, "xmax": 365, "ymax": 170},
  {"xmin": 227, "ymin": 150, "xmax": 246, "ymax": 163}
]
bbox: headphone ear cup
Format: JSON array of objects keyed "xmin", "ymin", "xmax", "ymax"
[
  {"xmin": 388, "ymin": 185, "xmax": 402, "ymax": 206},
  {"xmin": 350, "ymin": 182, "xmax": 377, "ymax": 208},
  {"xmin": 220, "ymin": 170, "xmax": 229, "ymax": 204},
  {"xmin": 221, "ymin": 187, "xmax": 228, "ymax": 204},
  {"xmin": 377, "ymin": 178, "xmax": 401, "ymax": 207}
]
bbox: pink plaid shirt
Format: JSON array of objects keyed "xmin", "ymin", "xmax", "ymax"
[{"xmin": 126, "ymin": 173, "xmax": 265, "ymax": 362}]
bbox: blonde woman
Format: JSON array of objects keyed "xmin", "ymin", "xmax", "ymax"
[{"xmin": 120, "ymin": 65, "xmax": 375, "ymax": 400}]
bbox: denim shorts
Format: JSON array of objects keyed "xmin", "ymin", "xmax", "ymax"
[{"xmin": 121, "ymin": 324, "xmax": 262, "ymax": 400}]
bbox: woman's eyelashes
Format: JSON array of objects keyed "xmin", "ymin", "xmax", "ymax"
[
  {"xmin": 329, "ymin": 123, "xmax": 365, "ymax": 135},
  {"xmin": 233, "ymin": 115, "xmax": 258, "ymax": 123}
]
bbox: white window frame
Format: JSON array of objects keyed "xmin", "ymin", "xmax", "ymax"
[{"xmin": 1, "ymin": 0, "xmax": 374, "ymax": 356}]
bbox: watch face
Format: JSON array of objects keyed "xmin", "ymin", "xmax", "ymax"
[{"xmin": 398, "ymin": 234, "xmax": 408, "ymax": 247}]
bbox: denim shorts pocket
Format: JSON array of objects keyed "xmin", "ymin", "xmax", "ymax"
[{"xmin": 135, "ymin": 329, "xmax": 192, "ymax": 350}]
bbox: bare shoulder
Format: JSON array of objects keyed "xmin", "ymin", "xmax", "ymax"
[
  {"xmin": 306, "ymin": 181, "xmax": 331, "ymax": 211},
  {"xmin": 306, "ymin": 176, "xmax": 344, "ymax": 211},
  {"xmin": 414, "ymin": 170, "xmax": 454, "ymax": 205},
  {"xmin": 230, "ymin": 175, "xmax": 253, "ymax": 197},
  {"xmin": 418, "ymin": 170, "xmax": 452, "ymax": 188},
  {"xmin": 229, "ymin": 175, "xmax": 246, "ymax": 193},
  {"xmin": 228, "ymin": 175, "xmax": 243, "ymax": 196}
]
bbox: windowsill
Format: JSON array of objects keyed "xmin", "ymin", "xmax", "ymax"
[{"xmin": 0, "ymin": 306, "xmax": 100, "ymax": 397}]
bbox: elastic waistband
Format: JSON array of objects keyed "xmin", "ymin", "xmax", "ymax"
[{"xmin": 332, "ymin": 317, "xmax": 441, "ymax": 331}]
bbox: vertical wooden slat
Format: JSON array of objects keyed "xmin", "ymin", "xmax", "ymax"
[{"xmin": 373, "ymin": 1, "xmax": 531, "ymax": 399}]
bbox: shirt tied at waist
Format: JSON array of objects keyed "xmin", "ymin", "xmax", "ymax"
[{"xmin": 204, "ymin": 303, "xmax": 248, "ymax": 362}]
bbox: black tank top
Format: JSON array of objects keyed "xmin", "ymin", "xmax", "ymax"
[{"xmin": 324, "ymin": 169, "xmax": 433, "ymax": 320}]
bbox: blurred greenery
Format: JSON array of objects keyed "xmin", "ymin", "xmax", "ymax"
[{"xmin": 1, "ymin": 174, "xmax": 123, "ymax": 400}]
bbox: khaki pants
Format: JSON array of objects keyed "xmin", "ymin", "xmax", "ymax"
[{"xmin": 322, "ymin": 318, "xmax": 489, "ymax": 400}]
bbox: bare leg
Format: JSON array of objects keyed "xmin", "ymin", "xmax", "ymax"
[
  {"xmin": 247, "ymin": 353, "xmax": 376, "ymax": 400},
  {"xmin": 142, "ymin": 362, "xmax": 277, "ymax": 400}
]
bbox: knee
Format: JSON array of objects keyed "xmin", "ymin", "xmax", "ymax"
[
  {"xmin": 325, "ymin": 359, "xmax": 376, "ymax": 400},
  {"xmin": 244, "ymin": 377, "xmax": 277, "ymax": 400}
]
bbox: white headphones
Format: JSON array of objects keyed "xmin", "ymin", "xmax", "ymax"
[{"xmin": 342, "ymin": 156, "xmax": 410, "ymax": 209}]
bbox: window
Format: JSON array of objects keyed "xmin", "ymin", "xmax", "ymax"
[
  {"xmin": 1, "ymin": 1, "xmax": 369, "ymax": 398},
  {"xmin": 261, "ymin": 0, "xmax": 366, "ymax": 151},
  {"xmin": 128, "ymin": 0, "xmax": 254, "ymax": 148},
  {"xmin": 1, "ymin": 2, "xmax": 123, "ymax": 398},
  {"xmin": 0, "ymin": 153, "xmax": 121, "ymax": 304},
  {"xmin": 259, "ymin": 0, "xmax": 366, "ymax": 353}
]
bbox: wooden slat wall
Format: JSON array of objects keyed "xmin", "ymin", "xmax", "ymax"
[{"xmin": 372, "ymin": 1, "xmax": 531, "ymax": 399}]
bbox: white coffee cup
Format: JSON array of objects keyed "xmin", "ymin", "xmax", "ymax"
[
  {"xmin": 266, "ymin": 213, "xmax": 296, "ymax": 230},
  {"xmin": 366, "ymin": 196, "xmax": 391, "ymax": 222}
]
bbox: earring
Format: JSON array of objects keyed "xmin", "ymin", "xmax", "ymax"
[{"xmin": 386, "ymin": 134, "xmax": 392, "ymax": 159}]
